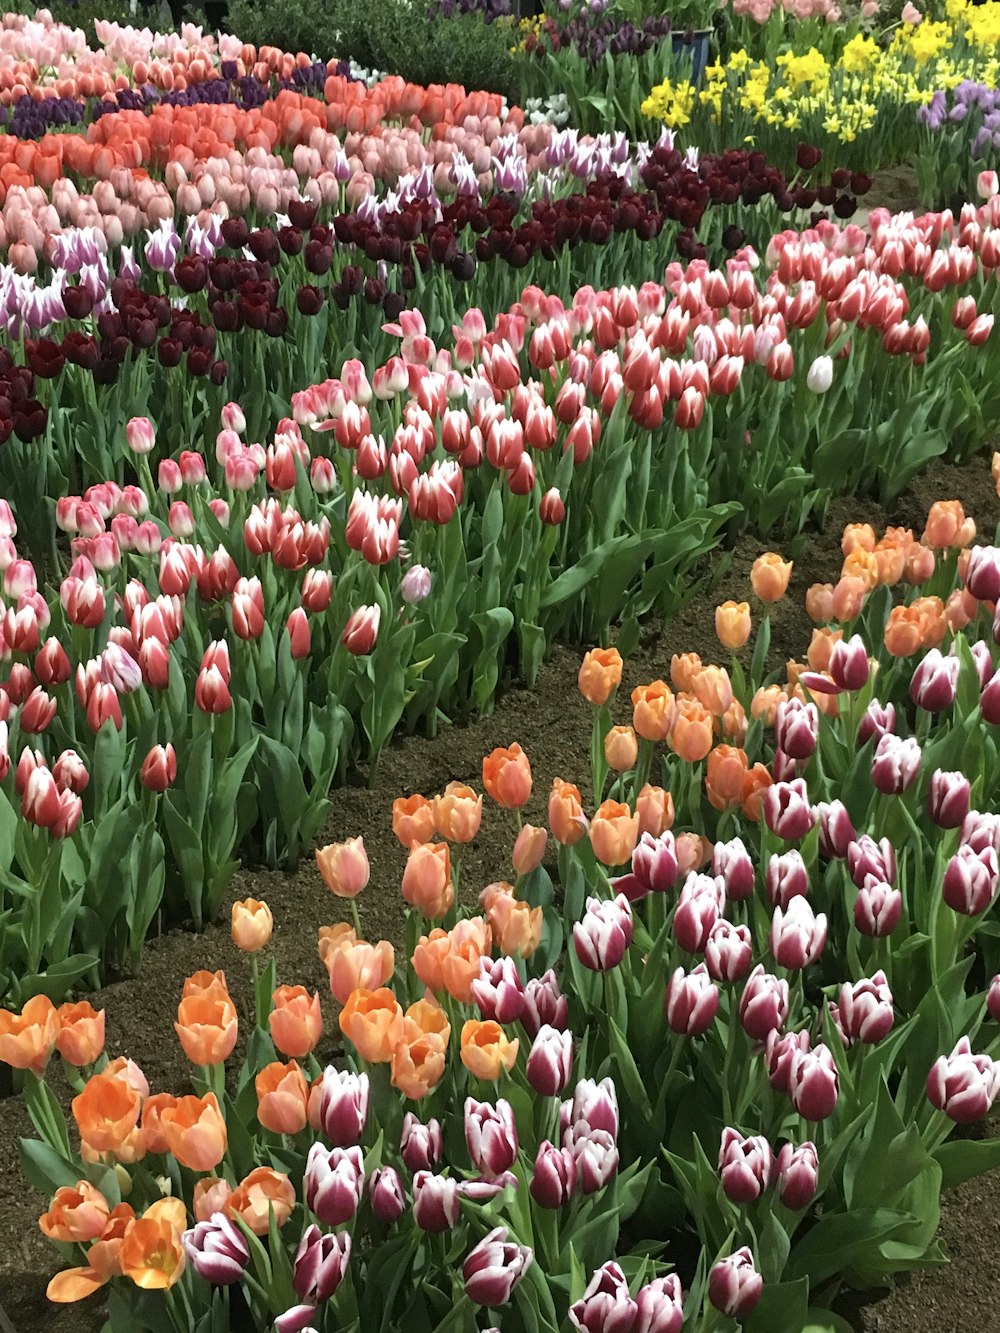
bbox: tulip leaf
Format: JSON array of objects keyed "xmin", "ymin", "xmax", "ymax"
[
  {"xmin": 802, "ymin": 1313, "xmax": 855, "ymax": 1333},
  {"xmin": 18, "ymin": 1137, "xmax": 78, "ymax": 1196},
  {"xmin": 934, "ymin": 1135, "xmax": 1000, "ymax": 1189},
  {"xmin": 787, "ymin": 1208, "xmax": 919, "ymax": 1285},
  {"xmin": 608, "ymin": 1017, "xmax": 652, "ymax": 1120},
  {"xmin": 741, "ymin": 1276, "xmax": 809, "ymax": 1333}
]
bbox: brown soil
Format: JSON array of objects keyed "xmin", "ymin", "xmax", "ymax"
[{"xmin": 1, "ymin": 452, "xmax": 998, "ymax": 1333}]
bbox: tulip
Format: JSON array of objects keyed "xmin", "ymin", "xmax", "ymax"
[
  {"xmin": 928, "ymin": 769, "xmax": 971, "ymax": 829},
  {"xmin": 369, "ymin": 1166, "xmax": 406, "ymax": 1224},
  {"xmin": 704, "ymin": 921, "xmax": 753, "ymax": 983},
  {"xmin": 573, "ymin": 894, "xmax": 633, "ymax": 970},
  {"xmin": 751, "ymin": 552, "xmax": 793, "ymax": 602},
  {"xmin": 460, "ymin": 1020, "xmax": 519, "ymax": 1080},
  {"xmin": 549, "ymin": 778, "xmax": 588, "ymax": 845},
  {"xmin": 570, "ymin": 1126, "xmax": 620, "ymax": 1194},
  {"xmin": 766, "ymin": 849, "xmax": 809, "ymax": 909},
  {"xmin": 70, "ymin": 1069, "xmax": 141, "ymax": 1153},
  {"xmin": 854, "ymin": 878, "xmax": 903, "ymax": 937},
  {"xmin": 256, "ymin": 1061, "xmax": 309, "ymax": 1135},
  {"xmin": 482, "ymin": 743, "xmax": 532, "ymax": 808},
  {"xmin": 412, "ymin": 1171, "xmax": 460, "ymax": 1232},
  {"xmin": 910, "ymin": 649, "xmax": 959, "ymax": 712},
  {"xmin": 636, "ymin": 784, "xmax": 675, "ymax": 838},
  {"xmin": 125, "ymin": 417, "xmax": 155, "ymax": 455},
  {"xmin": 270, "ymin": 986, "xmax": 323, "ymax": 1059},
  {"xmin": 563, "ymin": 1076, "xmax": 620, "ymax": 1139},
  {"xmin": 762, "ymin": 779, "xmax": 815, "ymax": 839},
  {"xmin": 433, "ymin": 782, "xmax": 483, "ymax": 844},
  {"xmin": 712, "ymin": 836, "xmax": 755, "ymax": 900},
  {"xmin": 776, "ymin": 1142, "xmax": 819, "ymax": 1210},
  {"xmin": 775, "ymin": 698, "xmax": 819, "ymax": 760},
  {"xmin": 401, "ymin": 842, "xmax": 454, "ymax": 918},
  {"xmin": 526, "ymin": 1025, "xmax": 574, "ymax": 1097},
  {"xmin": 464, "ymin": 1226, "xmax": 532, "ymax": 1307},
  {"xmin": 182, "ymin": 1214, "xmax": 249, "ymax": 1286},
  {"xmin": 589, "ymin": 800, "xmax": 640, "ymax": 866},
  {"xmin": 871, "ymin": 734, "xmax": 921, "ymax": 795},
  {"xmin": 718, "ymin": 1127, "xmax": 773, "ymax": 1204},
  {"xmin": 664, "ymin": 964, "xmax": 720, "ymax": 1036},
  {"xmin": 400, "ymin": 564, "xmax": 432, "ymax": 604},
  {"xmin": 965, "ymin": 546, "xmax": 1000, "ymax": 602},
  {"xmin": 673, "ymin": 874, "xmax": 725, "ymax": 954},
  {"xmin": 634, "ymin": 1275, "xmax": 684, "ymax": 1333},
  {"xmin": 160, "ymin": 1093, "xmax": 227, "ymax": 1171},
  {"xmin": 512, "ymin": 823, "xmax": 548, "ymax": 876},
  {"xmin": 764, "ymin": 1029, "xmax": 810, "ymax": 1096},
  {"xmin": 342, "ymin": 604, "xmax": 380, "ymax": 654},
  {"xmin": 400, "ymin": 1114, "xmax": 443, "ymax": 1172},
  {"xmin": 119, "ymin": 1201, "xmax": 187, "ymax": 1291},
  {"xmin": 771, "ymin": 897, "xmax": 827, "ymax": 969},
  {"xmin": 471, "ymin": 957, "xmax": 525, "ymax": 1025},
  {"xmin": 806, "ymin": 355, "xmax": 833, "ymax": 393},
  {"xmin": 174, "ymin": 989, "xmax": 238, "ymax": 1066},
  {"xmin": 989, "ymin": 976, "xmax": 1000, "ymax": 1025},
  {"xmin": 339, "ymin": 988, "xmax": 404, "ymax": 1064},
  {"xmin": 39, "ymin": 1182, "xmax": 110, "ymax": 1243},
  {"xmin": 540, "ymin": 488, "xmax": 565, "ymax": 526},
  {"xmin": 709, "ymin": 1247, "xmax": 764, "ymax": 1318},
  {"xmin": 857, "ymin": 699, "xmax": 896, "ymax": 747},
  {"xmin": 963, "ymin": 811, "xmax": 1000, "ymax": 856},
  {"xmin": 604, "ymin": 725, "xmax": 638, "ymax": 773},
  {"xmin": 789, "ymin": 1044, "xmax": 839, "ymax": 1120},
  {"xmin": 829, "ymin": 635, "xmax": 870, "ymax": 691},
  {"xmin": 304, "ymin": 1143, "xmax": 365, "ymax": 1227},
  {"xmin": 578, "ymin": 646, "xmax": 624, "ymax": 705},
  {"xmin": 231, "ymin": 898, "xmax": 273, "ymax": 952},
  {"xmin": 293, "ymin": 1225, "xmax": 351, "ymax": 1303},
  {"xmin": 816, "ymin": 800, "xmax": 856, "ymax": 859},
  {"xmin": 943, "ymin": 845, "xmax": 999, "ymax": 915},
  {"xmin": 55, "ymin": 1002, "xmax": 105, "ymax": 1067},
  {"xmin": 739, "ymin": 965, "xmax": 790, "ymax": 1041},
  {"xmin": 716, "ymin": 600, "xmax": 751, "ymax": 649},
  {"xmin": 465, "ymin": 1098, "xmax": 519, "ymax": 1178},
  {"xmin": 625, "ymin": 830, "xmax": 679, "ymax": 898},
  {"xmin": 927, "ymin": 1037, "xmax": 1000, "ymax": 1123},
  {"xmin": 569, "ymin": 1261, "xmax": 638, "ymax": 1333},
  {"xmin": 315, "ymin": 836, "xmax": 370, "ymax": 898},
  {"xmin": 522, "ymin": 971, "xmax": 569, "ymax": 1038},
  {"xmin": 839, "ymin": 972, "xmax": 894, "ymax": 1045}
]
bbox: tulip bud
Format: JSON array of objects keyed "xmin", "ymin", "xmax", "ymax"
[
  {"xmin": 182, "ymin": 1214, "xmax": 250, "ymax": 1285},
  {"xmin": 965, "ymin": 546, "xmax": 1000, "ymax": 603},
  {"xmin": 400, "ymin": 564, "xmax": 432, "ymax": 604},
  {"xmin": 927, "ymin": 1036, "xmax": 1000, "ymax": 1123},
  {"xmin": 988, "ymin": 976, "xmax": 1000, "ymax": 1024},
  {"xmin": 708, "ymin": 1248, "xmax": 763, "ymax": 1318},
  {"xmin": 400, "ymin": 1114, "xmax": 442, "ymax": 1172},
  {"xmin": 766, "ymin": 849, "xmax": 809, "ymax": 909},
  {"xmin": 315, "ymin": 836, "xmax": 370, "ymax": 898},
  {"xmin": 762, "ymin": 779, "xmax": 815, "ymax": 840},
  {"xmin": 806, "ymin": 355, "xmax": 833, "ymax": 393},
  {"xmin": 526, "ymin": 1025, "xmax": 574, "ymax": 1096},
  {"xmin": 619, "ymin": 830, "xmax": 678, "ymax": 899},
  {"xmin": 765, "ymin": 1029, "xmax": 810, "ymax": 1095},
  {"xmin": 673, "ymin": 873, "xmax": 725, "ymax": 954},
  {"xmin": 464, "ymin": 1098, "xmax": 518, "ymax": 1179},
  {"xmin": 369, "ymin": 1166, "xmax": 406, "ymax": 1224},
  {"xmin": 815, "ymin": 800, "xmax": 856, "ymax": 859},
  {"xmin": 789, "ymin": 1043, "xmax": 839, "ymax": 1120},
  {"xmin": 775, "ymin": 1142, "xmax": 819, "ymax": 1210},
  {"xmin": 292, "ymin": 1224, "xmax": 351, "ymax": 1303},
  {"xmin": 871, "ymin": 733, "xmax": 921, "ymax": 795},
  {"xmin": 704, "ymin": 920, "xmax": 753, "ymax": 983},
  {"xmin": 471, "ymin": 956, "xmax": 525, "ymax": 1025},
  {"xmin": 512, "ymin": 823, "xmax": 547, "ymax": 876},
  {"xmin": 770, "ymin": 897, "xmax": 827, "ymax": 969},
  {"xmin": 342, "ymin": 604, "xmax": 380, "ymax": 654},
  {"xmin": 125, "ymin": 417, "xmax": 155, "ymax": 455},
  {"xmin": 925, "ymin": 768, "xmax": 969, "ymax": 829},
  {"xmin": 303, "ymin": 1143, "xmax": 364, "ymax": 1226},
  {"xmin": 568, "ymin": 1125, "xmax": 620, "ymax": 1194},
  {"xmin": 463, "ymin": 1227, "xmax": 532, "ymax": 1308},
  {"xmin": 828, "ymin": 634, "xmax": 870, "ymax": 691},
  {"xmin": 140, "ymin": 743, "xmax": 177, "ymax": 792},
  {"xmin": 739, "ymin": 965, "xmax": 789, "ymax": 1041},
  {"xmin": 530, "ymin": 1139, "xmax": 576, "ymax": 1209},
  {"xmin": 712, "ymin": 836, "xmax": 755, "ymax": 900},
  {"xmin": 522, "ymin": 970, "xmax": 568, "ymax": 1038},
  {"xmin": 717, "ymin": 1127, "xmax": 772, "ymax": 1204},
  {"xmin": 664, "ymin": 963, "xmax": 720, "ymax": 1035},
  {"xmin": 231, "ymin": 898, "xmax": 273, "ymax": 952},
  {"xmin": 943, "ymin": 844, "xmax": 999, "ymax": 915},
  {"xmin": 539, "ymin": 487, "xmax": 565, "ymax": 526}
]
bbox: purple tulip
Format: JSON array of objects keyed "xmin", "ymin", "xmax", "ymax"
[
  {"xmin": 704, "ymin": 920, "xmax": 753, "ymax": 983},
  {"xmin": 971, "ymin": 639, "xmax": 996, "ymax": 687},
  {"xmin": 857, "ymin": 698, "xmax": 897, "ymax": 747},
  {"xmin": 854, "ymin": 877, "xmax": 902, "ymax": 937},
  {"xmin": 775, "ymin": 697, "xmax": 819, "ymax": 760},
  {"xmin": 530, "ymin": 1140, "xmax": 576, "ymax": 1209},
  {"xmin": 981, "ymin": 673, "xmax": 1000, "ymax": 724},
  {"xmin": 848, "ymin": 835, "xmax": 896, "ymax": 888},
  {"xmin": 964, "ymin": 544, "xmax": 1000, "ymax": 601},
  {"xmin": 771, "ymin": 897, "xmax": 827, "ymax": 969},
  {"xmin": 664, "ymin": 963, "xmax": 720, "ymax": 1035},
  {"xmin": 776, "ymin": 1141, "xmax": 819, "ymax": 1209},
  {"xmin": 765, "ymin": 1029, "xmax": 810, "ymax": 1095},
  {"xmin": 927, "ymin": 1036, "xmax": 1000, "ymax": 1122},
  {"xmin": 928, "ymin": 769, "xmax": 971, "ymax": 829},
  {"xmin": 815, "ymin": 799, "xmax": 856, "ymax": 859},
  {"xmin": 292, "ymin": 1225, "xmax": 351, "ymax": 1303},
  {"xmin": 400, "ymin": 1113, "xmax": 442, "ymax": 1172},
  {"xmin": 369, "ymin": 1166, "xmax": 406, "ymax": 1224},
  {"xmin": 312, "ymin": 1068, "xmax": 369, "ymax": 1146},
  {"xmin": 567, "ymin": 1126, "xmax": 620, "ymax": 1194},
  {"xmin": 616, "ymin": 829, "xmax": 678, "ymax": 899},
  {"xmin": 304, "ymin": 1143, "xmax": 364, "ymax": 1227},
  {"xmin": 673, "ymin": 873, "xmax": 726, "ymax": 953},
  {"xmin": 766, "ymin": 849, "xmax": 809, "ymax": 909},
  {"xmin": 943, "ymin": 844, "xmax": 999, "ymax": 915},
  {"xmin": 400, "ymin": 563, "xmax": 432, "ymax": 603},
  {"xmin": 463, "ymin": 1226, "xmax": 532, "ymax": 1307},
  {"xmin": 871, "ymin": 734, "xmax": 922, "ymax": 794},
  {"xmin": 573, "ymin": 893, "xmax": 633, "ymax": 970},
  {"xmin": 839, "ymin": 971, "xmax": 894, "ymax": 1044},
  {"xmin": 962, "ymin": 810, "xmax": 1000, "ymax": 856},
  {"xmin": 910, "ymin": 649, "xmax": 960, "ymax": 712},
  {"xmin": 522, "ymin": 969, "xmax": 568, "ymax": 1037},
  {"xmin": 740, "ymin": 964, "xmax": 790, "ymax": 1041},
  {"xmin": 562, "ymin": 1077, "xmax": 619, "ymax": 1137},
  {"xmin": 275, "ymin": 1307, "xmax": 320, "ymax": 1333},
  {"xmin": 471, "ymin": 956, "xmax": 525, "ymax": 1025},
  {"xmin": 708, "ymin": 1247, "xmax": 763, "ymax": 1318},
  {"xmin": 634, "ymin": 1274, "xmax": 683, "ymax": 1333},
  {"xmin": 412, "ymin": 1171, "xmax": 460, "ymax": 1231},
  {"xmin": 717, "ymin": 1127, "xmax": 773, "ymax": 1204},
  {"xmin": 526, "ymin": 1025, "xmax": 574, "ymax": 1097},
  {"xmin": 789, "ymin": 1043, "xmax": 839, "ymax": 1120},
  {"xmin": 771, "ymin": 748, "xmax": 801, "ymax": 783},
  {"xmin": 712, "ymin": 835, "xmax": 755, "ymax": 900},
  {"xmin": 181, "ymin": 1213, "xmax": 249, "ymax": 1285},
  {"xmin": 465, "ymin": 1098, "xmax": 519, "ymax": 1178},
  {"xmin": 829, "ymin": 634, "xmax": 870, "ymax": 691},
  {"xmin": 762, "ymin": 779, "xmax": 815, "ymax": 840},
  {"xmin": 569, "ymin": 1261, "xmax": 638, "ymax": 1333}
]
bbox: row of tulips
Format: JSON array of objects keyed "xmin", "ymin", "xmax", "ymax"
[{"xmin": 9, "ymin": 477, "xmax": 1000, "ymax": 1330}]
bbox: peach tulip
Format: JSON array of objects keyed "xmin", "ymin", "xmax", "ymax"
[
  {"xmin": 512, "ymin": 822, "xmax": 548, "ymax": 875},
  {"xmin": 588, "ymin": 799, "xmax": 640, "ymax": 866},
  {"xmin": 751, "ymin": 552, "xmax": 793, "ymax": 602},
  {"xmin": 118, "ymin": 1198, "xmax": 187, "ymax": 1290},
  {"xmin": 401, "ymin": 841, "xmax": 454, "ymax": 919},
  {"xmin": 482, "ymin": 743, "xmax": 532, "ymax": 808},
  {"xmin": 604, "ymin": 725, "xmax": 638, "ymax": 772},
  {"xmin": 269, "ymin": 985, "xmax": 323, "ymax": 1059},
  {"xmin": 160, "ymin": 1093, "xmax": 227, "ymax": 1172},
  {"xmin": 392, "ymin": 793, "xmax": 436, "ymax": 847},
  {"xmin": 391, "ymin": 1026, "xmax": 447, "ymax": 1099},
  {"xmin": 432, "ymin": 782, "xmax": 483, "ymax": 843},
  {"xmin": 339, "ymin": 987, "xmax": 405, "ymax": 1063},
  {"xmin": 256, "ymin": 1060, "xmax": 309, "ymax": 1134},
  {"xmin": 55, "ymin": 1001, "xmax": 105, "ymax": 1067},
  {"xmin": 315, "ymin": 836, "xmax": 370, "ymax": 898},
  {"xmin": 460, "ymin": 1020, "xmax": 519, "ymax": 1080},
  {"xmin": 40, "ymin": 1182, "xmax": 111, "ymax": 1243},
  {"xmin": 175, "ymin": 990, "xmax": 238, "ymax": 1066},
  {"xmin": 72, "ymin": 1072, "xmax": 143, "ymax": 1154},
  {"xmin": 715, "ymin": 600, "xmax": 752, "ymax": 649},
  {"xmin": 231, "ymin": 897, "xmax": 273, "ymax": 952},
  {"xmin": 577, "ymin": 646, "xmax": 623, "ymax": 705},
  {"xmin": 0, "ymin": 994, "xmax": 59, "ymax": 1072},
  {"xmin": 226, "ymin": 1167, "xmax": 295, "ymax": 1235},
  {"xmin": 630, "ymin": 680, "xmax": 674, "ymax": 742},
  {"xmin": 548, "ymin": 778, "xmax": 588, "ymax": 845}
]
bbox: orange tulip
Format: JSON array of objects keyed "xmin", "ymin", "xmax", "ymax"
[
  {"xmin": 0, "ymin": 994, "xmax": 59, "ymax": 1072},
  {"xmin": 706, "ymin": 745, "xmax": 749, "ymax": 811},
  {"xmin": 831, "ymin": 575, "xmax": 866, "ymax": 622},
  {"xmin": 497, "ymin": 900, "xmax": 544, "ymax": 957},
  {"xmin": 405, "ymin": 997, "xmax": 451, "ymax": 1042},
  {"xmin": 806, "ymin": 628, "xmax": 842, "ymax": 674},
  {"xmin": 193, "ymin": 1176, "xmax": 233, "ymax": 1223},
  {"xmin": 119, "ymin": 1198, "xmax": 187, "ymax": 1290},
  {"xmin": 46, "ymin": 1202, "xmax": 134, "ymax": 1303},
  {"xmin": 805, "ymin": 583, "xmax": 835, "ymax": 623},
  {"xmin": 256, "ymin": 1060, "xmax": 309, "ymax": 1134},
  {"xmin": 924, "ymin": 500, "xmax": 975, "ymax": 549},
  {"xmin": 391, "ymin": 1026, "xmax": 447, "ymax": 1099},
  {"xmin": 669, "ymin": 696, "xmax": 714, "ymax": 762},
  {"xmin": 322, "ymin": 930, "xmax": 395, "ymax": 1006},
  {"xmin": 715, "ymin": 600, "xmax": 751, "ymax": 649},
  {"xmin": 751, "ymin": 552, "xmax": 793, "ymax": 602},
  {"xmin": 883, "ymin": 605, "xmax": 925, "ymax": 657},
  {"xmin": 604, "ymin": 725, "xmax": 638, "ymax": 772},
  {"xmin": 412, "ymin": 928, "xmax": 452, "ymax": 993},
  {"xmin": 903, "ymin": 543, "xmax": 935, "ymax": 585},
  {"xmin": 315, "ymin": 836, "xmax": 370, "ymax": 898},
  {"xmin": 339, "ymin": 987, "xmax": 405, "ymax": 1063},
  {"xmin": 750, "ymin": 684, "xmax": 786, "ymax": 726},
  {"xmin": 482, "ymin": 743, "xmax": 533, "ymax": 808},
  {"xmin": 630, "ymin": 680, "xmax": 674, "ymax": 742},
  {"xmin": 40, "ymin": 1181, "xmax": 111, "ymax": 1243},
  {"xmin": 910, "ymin": 596, "xmax": 947, "ymax": 647},
  {"xmin": 872, "ymin": 538, "xmax": 906, "ymax": 587},
  {"xmin": 691, "ymin": 665, "xmax": 733, "ymax": 717},
  {"xmin": 841, "ymin": 522, "xmax": 876, "ymax": 555},
  {"xmin": 159, "ymin": 1093, "xmax": 227, "ymax": 1171},
  {"xmin": 548, "ymin": 778, "xmax": 588, "ymax": 845},
  {"xmin": 720, "ymin": 698, "xmax": 748, "ymax": 745},
  {"xmin": 675, "ymin": 832, "xmax": 713, "ymax": 875},
  {"xmin": 441, "ymin": 918, "xmax": 493, "ymax": 1002},
  {"xmin": 231, "ymin": 897, "xmax": 273, "ymax": 952},
  {"xmin": 55, "ymin": 1001, "xmax": 105, "ymax": 1067},
  {"xmin": 742, "ymin": 764, "xmax": 772, "ymax": 821},
  {"xmin": 175, "ymin": 989, "xmax": 238, "ymax": 1066},
  {"xmin": 841, "ymin": 548, "xmax": 878, "ymax": 592},
  {"xmin": 392, "ymin": 794, "xmax": 436, "ymax": 847},
  {"xmin": 183, "ymin": 970, "xmax": 230, "ymax": 999},
  {"xmin": 670, "ymin": 653, "xmax": 703, "ymax": 693},
  {"xmin": 225, "ymin": 1166, "xmax": 295, "ymax": 1234},
  {"xmin": 269, "ymin": 985, "xmax": 323, "ymax": 1059},
  {"xmin": 432, "ymin": 782, "xmax": 483, "ymax": 843},
  {"xmin": 72, "ymin": 1072, "xmax": 143, "ymax": 1154},
  {"xmin": 577, "ymin": 646, "xmax": 623, "ymax": 705},
  {"xmin": 588, "ymin": 799, "xmax": 640, "ymax": 866},
  {"xmin": 635, "ymin": 784, "xmax": 674, "ymax": 837},
  {"xmin": 140, "ymin": 1093, "xmax": 179, "ymax": 1155},
  {"xmin": 401, "ymin": 841, "xmax": 454, "ymax": 918},
  {"xmin": 460, "ymin": 1020, "xmax": 519, "ymax": 1080},
  {"xmin": 512, "ymin": 822, "xmax": 548, "ymax": 875}
]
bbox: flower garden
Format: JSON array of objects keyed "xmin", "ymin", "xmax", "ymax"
[{"xmin": 2, "ymin": 0, "xmax": 1000, "ymax": 1329}]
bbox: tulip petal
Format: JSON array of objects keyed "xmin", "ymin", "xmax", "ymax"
[{"xmin": 46, "ymin": 1267, "xmax": 108, "ymax": 1302}]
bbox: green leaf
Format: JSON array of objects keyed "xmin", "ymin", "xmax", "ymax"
[
  {"xmin": 742, "ymin": 1277, "xmax": 809, "ymax": 1333},
  {"xmin": 934, "ymin": 1136, "xmax": 1000, "ymax": 1190}
]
